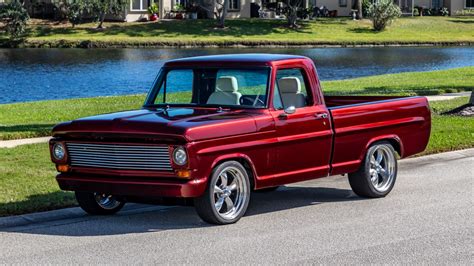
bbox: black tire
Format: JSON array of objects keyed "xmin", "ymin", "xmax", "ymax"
[
  {"xmin": 194, "ymin": 161, "xmax": 251, "ymax": 225},
  {"xmin": 75, "ymin": 191, "xmax": 125, "ymax": 215},
  {"xmin": 348, "ymin": 141, "xmax": 398, "ymax": 198},
  {"xmin": 255, "ymin": 186, "xmax": 279, "ymax": 193}
]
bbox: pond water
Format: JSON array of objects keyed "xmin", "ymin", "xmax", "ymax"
[{"xmin": 0, "ymin": 47, "xmax": 473, "ymax": 104}]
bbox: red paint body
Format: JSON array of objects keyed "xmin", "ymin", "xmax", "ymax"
[{"xmin": 50, "ymin": 54, "xmax": 431, "ymax": 199}]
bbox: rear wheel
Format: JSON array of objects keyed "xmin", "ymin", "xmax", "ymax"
[
  {"xmin": 75, "ymin": 191, "xmax": 125, "ymax": 215},
  {"xmin": 194, "ymin": 161, "xmax": 251, "ymax": 225},
  {"xmin": 348, "ymin": 142, "xmax": 398, "ymax": 198}
]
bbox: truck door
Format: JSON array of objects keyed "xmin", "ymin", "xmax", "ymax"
[{"xmin": 270, "ymin": 67, "xmax": 332, "ymax": 183}]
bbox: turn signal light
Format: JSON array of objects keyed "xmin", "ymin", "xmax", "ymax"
[
  {"xmin": 176, "ymin": 169, "xmax": 191, "ymax": 179},
  {"xmin": 57, "ymin": 164, "xmax": 69, "ymax": 173}
]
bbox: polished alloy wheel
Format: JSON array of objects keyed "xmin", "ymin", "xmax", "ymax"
[
  {"xmin": 368, "ymin": 145, "xmax": 396, "ymax": 192},
  {"xmin": 212, "ymin": 166, "xmax": 249, "ymax": 220},
  {"xmin": 94, "ymin": 193, "xmax": 122, "ymax": 210}
]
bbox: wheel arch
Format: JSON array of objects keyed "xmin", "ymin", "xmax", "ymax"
[
  {"xmin": 363, "ymin": 135, "xmax": 404, "ymax": 159},
  {"xmin": 210, "ymin": 154, "xmax": 258, "ymax": 190}
]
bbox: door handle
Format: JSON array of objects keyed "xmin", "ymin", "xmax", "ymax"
[{"xmin": 314, "ymin": 113, "xmax": 328, "ymax": 119}]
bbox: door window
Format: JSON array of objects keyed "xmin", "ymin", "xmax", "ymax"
[{"xmin": 275, "ymin": 68, "xmax": 312, "ymax": 109}]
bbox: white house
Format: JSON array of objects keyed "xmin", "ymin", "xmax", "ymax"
[{"xmin": 124, "ymin": 0, "xmax": 252, "ymax": 21}]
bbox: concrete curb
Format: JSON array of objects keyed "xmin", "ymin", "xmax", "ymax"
[
  {"xmin": 0, "ymin": 148, "xmax": 472, "ymax": 229},
  {"xmin": 0, "ymin": 203, "xmax": 172, "ymax": 230}
]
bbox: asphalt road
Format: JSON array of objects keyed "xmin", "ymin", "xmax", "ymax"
[{"xmin": 1, "ymin": 149, "xmax": 473, "ymax": 264}]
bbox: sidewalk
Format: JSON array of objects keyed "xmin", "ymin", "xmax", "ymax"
[
  {"xmin": 0, "ymin": 137, "xmax": 51, "ymax": 148},
  {"xmin": 425, "ymin": 92, "xmax": 471, "ymax": 102}
]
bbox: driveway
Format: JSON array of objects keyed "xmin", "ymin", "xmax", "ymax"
[{"xmin": 0, "ymin": 149, "xmax": 472, "ymax": 264}]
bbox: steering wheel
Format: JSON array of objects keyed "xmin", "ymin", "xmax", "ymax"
[{"xmin": 252, "ymin": 95, "xmax": 265, "ymax": 107}]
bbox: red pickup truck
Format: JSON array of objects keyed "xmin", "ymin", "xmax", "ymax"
[{"xmin": 50, "ymin": 54, "xmax": 431, "ymax": 224}]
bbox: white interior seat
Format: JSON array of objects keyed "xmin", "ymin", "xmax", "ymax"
[
  {"xmin": 278, "ymin": 77, "xmax": 306, "ymax": 108},
  {"xmin": 207, "ymin": 76, "xmax": 242, "ymax": 105}
]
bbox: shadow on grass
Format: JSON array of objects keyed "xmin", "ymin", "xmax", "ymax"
[
  {"xmin": 30, "ymin": 19, "xmax": 291, "ymax": 39},
  {"xmin": 0, "ymin": 191, "xmax": 76, "ymax": 217},
  {"xmin": 347, "ymin": 27, "xmax": 378, "ymax": 34},
  {"xmin": 1, "ymin": 186, "xmax": 360, "ymax": 235},
  {"xmin": 448, "ymin": 19, "xmax": 474, "ymax": 24},
  {"xmin": 315, "ymin": 18, "xmax": 350, "ymax": 25},
  {"xmin": 0, "ymin": 124, "xmax": 54, "ymax": 140}
]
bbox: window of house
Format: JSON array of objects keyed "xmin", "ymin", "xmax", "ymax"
[
  {"xmin": 229, "ymin": 0, "xmax": 240, "ymax": 11},
  {"xmin": 131, "ymin": 0, "xmax": 150, "ymax": 11},
  {"xmin": 339, "ymin": 0, "xmax": 347, "ymax": 7},
  {"xmin": 466, "ymin": 0, "xmax": 474, "ymax": 8},
  {"xmin": 275, "ymin": 68, "xmax": 312, "ymax": 109},
  {"xmin": 432, "ymin": 0, "xmax": 442, "ymax": 8}
]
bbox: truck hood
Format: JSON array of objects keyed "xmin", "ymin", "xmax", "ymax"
[{"xmin": 52, "ymin": 107, "xmax": 258, "ymax": 142}]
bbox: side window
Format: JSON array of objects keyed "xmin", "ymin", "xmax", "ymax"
[
  {"xmin": 155, "ymin": 69, "xmax": 193, "ymax": 104},
  {"xmin": 276, "ymin": 68, "xmax": 312, "ymax": 109}
]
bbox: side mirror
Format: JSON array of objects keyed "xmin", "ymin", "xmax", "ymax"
[{"xmin": 284, "ymin": 106, "xmax": 296, "ymax": 114}]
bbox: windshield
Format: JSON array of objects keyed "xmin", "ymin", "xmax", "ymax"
[{"xmin": 145, "ymin": 67, "xmax": 271, "ymax": 109}]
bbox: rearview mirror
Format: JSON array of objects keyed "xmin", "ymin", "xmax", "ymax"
[{"xmin": 284, "ymin": 106, "xmax": 296, "ymax": 114}]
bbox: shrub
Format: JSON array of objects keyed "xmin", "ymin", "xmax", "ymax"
[
  {"xmin": 0, "ymin": 0, "xmax": 29, "ymax": 41},
  {"xmin": 454, "ymin": 9, "xmax": 474, "ymax": 16},
  {"xmin": 148, "ymin": 3, "xmax": 159, "ymax": 15},
  {"xmin": 440, "ymin": 7, "xmax": 449, "ymax": 16},
  {"xmin": 413, "ymin": 8, "xmax": 419, "ymax": 16},
  {"xmin": 367, "ymin": 0, "xmax": 402, "ymax": 31},
  {"xmin": 63, "ymin": 0, "xmax": 90, "ymax": 27},
  {"xmin": 362, "ymin": 0, "xmax": 371, "ymax": 17}
]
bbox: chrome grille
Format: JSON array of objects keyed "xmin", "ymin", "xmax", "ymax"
[{"xmin": 66, "ymin": 143, "xmax": 172, "ymax": 171}]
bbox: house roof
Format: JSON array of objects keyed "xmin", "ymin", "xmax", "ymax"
[{"xmin": 164, "ymin": 53, "xmax": 308, "ymax": 67}]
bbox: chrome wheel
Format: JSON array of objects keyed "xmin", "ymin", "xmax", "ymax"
[
  {"xmin": 368, "ymin": 145, "xmax": 396, "ymax": 193},
  {"xmin": 212, "ymin": 166, "xmax": 249, "ymax": 220},
  {"xmin": 94, "ymin": 193, "xmax": 122, "ymax": 210}
]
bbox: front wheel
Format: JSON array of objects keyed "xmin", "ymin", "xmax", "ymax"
[
  {"xmin": 348, "ymin": 142, "xmax": 398, "ymax": 198},
  {"xmin": 75, "ymin": 191, "xmax": 125, "ymax": 215},
  {"xmin": 194, "ymin": 161, "xmax": 251, "ymax": 225}
]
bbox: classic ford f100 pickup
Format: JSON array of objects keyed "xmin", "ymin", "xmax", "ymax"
[{"xmin": 50, "ymin": 54, "xmax": 431, "ymax": 224}]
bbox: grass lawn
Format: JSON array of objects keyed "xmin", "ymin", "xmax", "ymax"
[
  {"xmin": 0, "ymin": 96, "xmax": 471, "ymax": 216},
  {"xmin": 1, "ymin": 66, "xmax": 472, "ymax": 140},
  {"xmin": 0, "ymin": 143, "xmax": 76, "ymax": 216},
  {"xmin": 1, "ymin": 17, "xmax": 473, "ymax": 47}
]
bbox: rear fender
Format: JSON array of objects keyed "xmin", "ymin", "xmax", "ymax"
[{"xmin": 362, "ymin": 135, "xmax": 404, "ymax": 160}]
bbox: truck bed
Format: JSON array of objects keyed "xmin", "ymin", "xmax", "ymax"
[{"xmin": 325, "ymin": 95, "xmax": 431, "ymax": 176}]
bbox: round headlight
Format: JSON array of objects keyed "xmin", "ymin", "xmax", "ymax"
[
  {"xmin": 53, "ymin": 143, "xmax": 66, "ymax": 160},
  {"xmin": 172, "ymin": 146, "xmax": 187, "ymax": 166}
]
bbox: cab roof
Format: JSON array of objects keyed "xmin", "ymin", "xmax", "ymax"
[{"xmin": 164, "ymin": 53, "xmax": 309, "ymax": 67}]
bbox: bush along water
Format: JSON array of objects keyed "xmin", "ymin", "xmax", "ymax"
[
  {"xmin": 0, "ymin": 0, "xmax": 29, "ymax": 43},
  {"xmin": 367, "ymin": 0, "xmax": 401, "ymax": 31}
]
